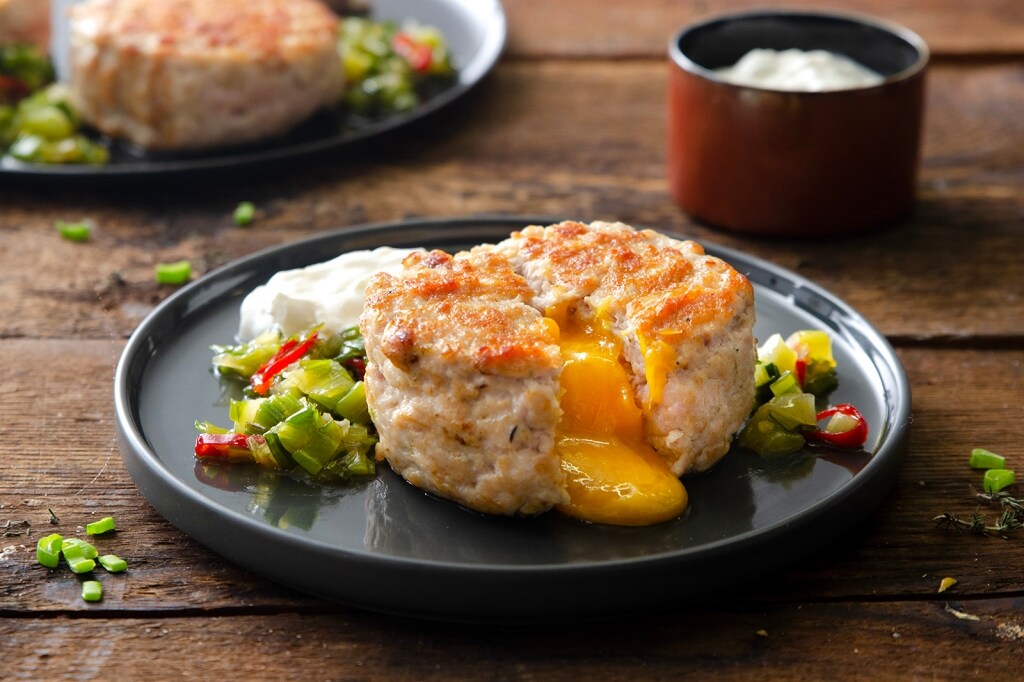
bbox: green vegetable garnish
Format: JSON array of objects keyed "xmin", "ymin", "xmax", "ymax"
[
  {"xmin": 969, "ymin": 448, "xmax": 1006, "ymax": 470},
  {"xmin": 97, "ymin": 554, "xmax": 127, "ymax": 573},
  {"xmin": 36, "ymin": 533, "xmax": 63, "ymax": 569},
  {"xmin": 81, "ymin": 580, "xmax": 103, "ymax": 602},
  {"xmin": 234, "ymin": 201, "xmax": 255, "ymax": 226},
  {"xmin": 155, "ymin": 260, "xmax": 192, "ymax": 285},
  {"xmin": 983, "ymin": 469, "xmax": 1015, "ymax": 494},
  {"xmin": 85, "ymin": 516, "xmax": 116, "ymax": 535},
  {"xmin": 61, "ymin": 537, "xmax": 98, "ymax": 560},
  {"xmin": 55, "ymin": 219, "xmax": 92, "ymax": 242}
]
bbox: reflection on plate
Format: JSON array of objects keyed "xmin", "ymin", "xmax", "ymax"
[
  {"xmin": 114, "ymin": 216, "xmax": 910, "ymax": 622},
  {"xmin": 2, "ymin": 0, "xmax": 505, "ymax": 181}
]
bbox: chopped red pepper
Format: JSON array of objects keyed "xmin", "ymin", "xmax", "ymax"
[
  {"xmin": 0, "ymin": 74, "xmax": 29, "ymax": 103},
  {"xmin": 392, "ymin": 32, "xmax": 433, "ymax": 73},
  {"xmin": 195, "ymin": 433, "xmax": 261, "ymax": 462},
  {"xmin": 795, "ymin": 359, "xmax": 807, "ymax": 387},
  {"xmin": 808, "ymin": 403, "xmax": 868, "ymax": 449},
  {"xmin": 250, "ymin": 332, "xmax": 318, "ymax": 395},
  {"xmin": 343, "ymin": 357, "xmax": 366, "ymax": 381}
]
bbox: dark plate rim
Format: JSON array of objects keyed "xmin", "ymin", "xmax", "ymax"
[
  {"xmin": 1, "ymin": 0, "xmax": 506, "ymax": 179},
  {"xmin": 114, "ymin": 216, "xmax": 911, "ymax": 582}
]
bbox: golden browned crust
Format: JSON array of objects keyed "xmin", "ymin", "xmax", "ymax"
[
  {"xmin": 69, "ymin": 0, "xmax": 339, "ymax": 61},
  {"xmin": 504, "ymin": 220, "xmax": 753, "ymax": 336},
  {"xmin": 363, "ymin": 249, "xmax": 561, "ymax": 378}
]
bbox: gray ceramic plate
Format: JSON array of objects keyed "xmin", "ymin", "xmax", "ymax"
[
  {"xmin": 114, "ymin": 216, "xmax": 911, "ymax": 622},
  {"xmin": 2, "ymin": 0, "xmax": 505, "ymax": 181}
]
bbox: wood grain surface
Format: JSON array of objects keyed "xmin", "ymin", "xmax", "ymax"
[{"xmin": 2, "ymin": 1, "xmax": 1023, "ymax": 678}]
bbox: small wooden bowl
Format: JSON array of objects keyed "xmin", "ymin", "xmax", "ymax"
[{"xmin": 667, "ymin": 11, "xmax": 929, "ymax": 237}]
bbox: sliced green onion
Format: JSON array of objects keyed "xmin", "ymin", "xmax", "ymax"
[
  {"xmin": 85, "ymin": 516, "xmax": 116, "ymax": 535},
  {"xmin": 233, "ymin": 201, "xmax": 255, "ymax": 226},
  {"xmin": 81, "ymin": 580, "xmax": 103, "ymax": 602},
  {"xmin": 769, "ymin": 370, "xmax": 800, "ymax": 397},
  {"xmin": 969, "ymin": 448, "xmax": 1006, "ymax": 470},
  {"xmin": 155, "ymin": 260, "xmax": 192, "ymax": 285},
  {"xmin": 97, "ymin": 554, "xmax": 127, "ymax": 573},
  {"xmin": 983, "ymin": 469, "xmax": 1015, "ymax": 493},
  {"xmin": 67, "ymin": 556, "xmax": 96, "ymax": 574},
  {"xmin": 36, "ymin": 533, "xmax": 63, "ymax": 569},
  {"xmin": 765, "ymin": 392, "xmax": 817, "ymax": 430},
  {"xmin": 55, "ymin": 219, "xmax": 91, "ymax": 242},
  {"xmin": 291, "ymin": 359, "xmax": 356, "ymax": 413},
  {"xmin": 61, "ymin": 537, "xmax": 98, "ymax": 560}
]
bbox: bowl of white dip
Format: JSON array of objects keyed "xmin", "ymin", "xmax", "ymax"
[{"xmin": 667, "ymin": 11, "xmax": 928, "ymax": 237}]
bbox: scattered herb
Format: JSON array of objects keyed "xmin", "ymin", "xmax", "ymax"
[
  {"xmin": 155, "ymin": 260, "xmax": 192, "ymax": 285},
  {"xmin": 48, "ymin": 507, "xmax": 59, "ymax": 524},
  {"xmin": 936, "ymin": 449, "xmax": 1021, "ymax": 536},
  {"xmin": 35, "ymin": 519, "xmax": 129, "ymax": 602},
  {"xmin": 233, "ymin": 201, "xmax": 255, "ymax": 226}
]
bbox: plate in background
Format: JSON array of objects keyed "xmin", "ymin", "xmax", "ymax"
[
  {"xmin": 114, "ymin": 216, "xmax": 911, "ymax": 622},
  {"xmin": 2, "ymin": 0, "xmax": 505, "ymax": 181}
]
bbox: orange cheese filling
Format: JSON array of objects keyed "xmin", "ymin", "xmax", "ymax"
[{"xmin": 547, "ymin": 307, "xmax": 687, "ymax": 526}]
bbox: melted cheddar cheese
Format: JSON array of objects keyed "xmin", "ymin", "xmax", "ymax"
[{"xmin": 547, "ymin": 307, "xmax": 687, "ymax": 526}]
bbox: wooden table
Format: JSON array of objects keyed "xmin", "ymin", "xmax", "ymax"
[{"xmin": 3, "ymin": 1, "xmax": 1023, "ymax": 677}]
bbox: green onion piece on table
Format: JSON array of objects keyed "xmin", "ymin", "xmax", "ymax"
[
  {"xmin": 62, "ymin": 537, "xmax": 98, "ymax": 560},
  {"xmin": 55, "ymin": 219, "xmax": 91, "ymax": 242},
  {"xmin": 155, "ymin": 260, "xmax": 192, "ymax": 285},
  {"xmin": 97, "ymin": 554, "xmax": 127, "ymax": 573},
  {"xmin": 969, "ymin": 448, "xmax": 1006, "ymax": 470},
  {"xmin": 983, "ymin": 469, "xmax": 1015, "ymax": 494},
  {"xmin": 234, "ymin": 201, "xmax": 255, "ymax": 226},
  {"xmin": 85, "ymin": 516, "xmax": 116, "ymax": 535},
  {"xmin": 36, "ymin": 533, "xmax": 63, "ymax": 568},
  {"xmin": 67, "ymin": 556, "xmax": 96, "ymax": 574},
  {"xmin": 81, "ymin": 580, "xmax": 103, "ymax": 602}
]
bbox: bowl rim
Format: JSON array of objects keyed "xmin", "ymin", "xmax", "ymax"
[{"xmin": 668, "ymin": 9, "xmax": 930, "ymax": 93}]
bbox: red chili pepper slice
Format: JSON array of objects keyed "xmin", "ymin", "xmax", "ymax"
[
  {"xmin": 795, "ymin": 358, "xmax": 807, "ymax": 387},
  {"xmin": 392, "ymin": 32, "xmax": 433, "ymax": 73},
  {"xmin": 195, "ymin": 433, "xmax": 261, "ymax": 462},
  {"xmin": 808, "ymin": 403, "xmax": 868, "ymax": 449},
  {"xmin": 250, "ymin": 332, "xmax": 318, "ymax": 395}
]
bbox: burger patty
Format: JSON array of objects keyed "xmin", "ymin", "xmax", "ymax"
[
  {"xmin": 361, "ymin": 221, "xmax": 756, "ymax": 515},
  {"xmin": 360, "ymin": 249, "xmax": 568, "ymax": 516},
  {"xmin": 67, "ymin": 0, "xmax": 343, "ymax": 150}
]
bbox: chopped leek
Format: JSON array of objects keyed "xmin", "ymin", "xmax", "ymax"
[
  {"xmin": 983, "ymin": 469, "xmax": 1015, "ymax": 494},
  {"xmin": 81, "ymin": 580, "xmax": 103, "ymax": 602},
  {"xmin": 85, "ymin": 516, "xmax": 115, "ymax": 535},
  {"xmin": 969, "ymin": 448, "xmax": 1006, "ymax": 470},
  {"xmin": 36, "ymin": 533, "xmax": 63, "ymax": 569},
  {"xmin": 97, "ymin": 554, "xmax": 127, "ymax": 573}
]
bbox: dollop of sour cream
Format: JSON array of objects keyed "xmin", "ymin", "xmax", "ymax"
[
  {"xmin": 715, "ymin": 48, "xmax": 884, "ymax": 92},
  {"xmin": 237, "ymin": 246, "xmax": 423, "ymax": 341}
]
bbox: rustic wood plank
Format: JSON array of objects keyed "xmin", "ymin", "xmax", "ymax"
[
  {"xmin": 1, "ymin": 62, "xmax": 1022, "ymax": 341},
  {"xmin": 502, "ymin": 0, "xmax": 1024, "ymax": 58},
  {"xmin": 2, "ymin": 341, "xmax": 1022, "ymax": 613},
  {"xmin": 3, "ymin": 598, "xmax": 1024, "ymax": 679}
]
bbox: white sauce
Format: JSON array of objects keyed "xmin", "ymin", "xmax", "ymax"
[
  {"xmin": 237, "ymin": 246, "xmax": 423, "ymax": 341},
  {"xmin": 715, "ymin": 48, "xmax": 884, "ymax": 92}
]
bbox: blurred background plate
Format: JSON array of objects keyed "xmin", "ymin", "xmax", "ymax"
[
  {"xmin": 2, "ymin": 0, "xmax": 506, "ymax": 181},
  {"xmin": 114, "ymin": 216, "xmax": 911, "ymax": 622}
]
